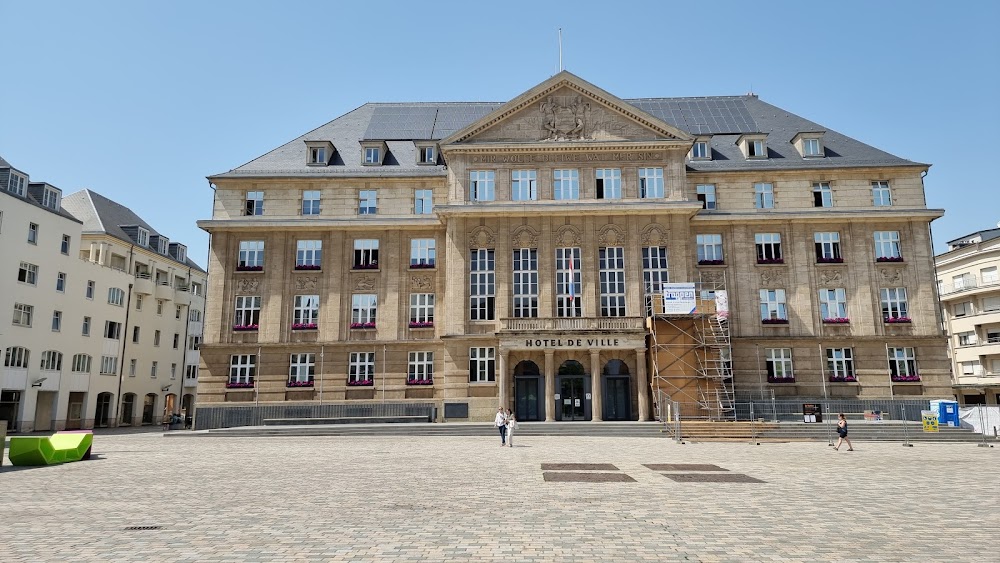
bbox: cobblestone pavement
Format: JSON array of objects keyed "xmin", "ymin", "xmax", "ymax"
[{"xmin": 1, "ymin": 433, "xmax": 997, "ymax": 562}]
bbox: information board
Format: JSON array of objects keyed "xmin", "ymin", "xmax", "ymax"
[{"xmin": 662, "ymin": 283, "xmax": 697, "ymax": 314}]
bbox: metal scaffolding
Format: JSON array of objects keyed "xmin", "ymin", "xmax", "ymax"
[{"xmin": 647, "ymin": 272, "xmax": 734, "ymax": 422}]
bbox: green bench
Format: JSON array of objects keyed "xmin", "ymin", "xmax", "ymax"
[{"xmin": 8, "ymin": 432, "xmax": 93, "ymax": 466}]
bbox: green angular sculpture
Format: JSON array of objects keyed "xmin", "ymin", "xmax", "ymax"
[{"xmin": 8, "ymin": 432, "xmax": 93, "ymax": 466}]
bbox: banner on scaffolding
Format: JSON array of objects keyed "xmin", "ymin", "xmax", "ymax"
[
  {"xmin": 662, "ymin": 283, "xmax": 697, "ymax": 314},
  {"xmin": 715, "ymin": 290, "xmax": 729, "ymax": 319}
]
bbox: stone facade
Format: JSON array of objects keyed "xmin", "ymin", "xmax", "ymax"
[{"xmin": 197, "ymin": 72, "xmax": 950, "ymax": 423}]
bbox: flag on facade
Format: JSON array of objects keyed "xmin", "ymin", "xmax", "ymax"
[{"xmin": 567, "ymin": 252, "xmax": 575, "ymax": 302}]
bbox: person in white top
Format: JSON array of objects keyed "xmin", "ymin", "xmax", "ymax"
[
  {"xmin": 494, "ymin": 407, "xmax": 507, "ymax": 446},
  {"xmin": 505, "ymin": 408, "xmax": 518, "ymax": 447}
]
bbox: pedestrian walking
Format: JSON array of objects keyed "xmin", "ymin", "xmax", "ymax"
[
  {"xmin": 494, "ymin": 406, "xmax": 507, "ymax": 446},
  {"xmin": 505, "ymin": 409, "xmax": 518, "ymax": 447},
  {"xmin": 834, "ymin": 413, "xmax": 854, "ymax": 451}
]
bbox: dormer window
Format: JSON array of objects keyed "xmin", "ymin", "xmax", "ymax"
[
  {"xmin": 41, "ymin": 186, "xmax": 61, "ymax": 210},
  {"xmin": 361, "ymin": 141, "xmax": 386, "ymax": 166},
  {"xmin": 416, "ymin": 144, "xmax": 437, "ymax": 165},
  {"xmin": 738, "ymin": 135, "xmax": 768, "ymax": 160},
  {"xmin": 172, "ymin": 244, "xmax": 187, "ymax": 263},
  {"xmin": 793, "ymin": 132, "xmax": 825, "ymax": 158},
  {"xmin": 137, "ymin": 228, "xmax": 150, "ymax": 248},
  {"xmin": 7, "ymin": 172, "xmax": 27, "ymax": 196},
  {"xmin": 690, "ymin": 139, "xmax": 711, "ymax": 160},
  {"xmin": 304, "ymin": 140, "xmax": 334, "ymax": 166},
  {"xmin": 157, "ymin": 237, "xmax": 169, "ymax": 255}
]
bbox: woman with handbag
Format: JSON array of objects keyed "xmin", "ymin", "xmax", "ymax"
[
  {"xmin": 834, "ymin": 413, "xmax": 854, "ymax": 451},
  {"xmin": 505, "ymin": 409, "xmax": 518, "ymax": 447}
]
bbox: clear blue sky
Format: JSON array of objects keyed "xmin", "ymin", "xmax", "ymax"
[{"xmin": 2, "ymin": 1, "xmax": 997, "ymax": 265}]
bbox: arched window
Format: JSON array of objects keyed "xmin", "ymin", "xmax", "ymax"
[
  {"xmin": 558, "ymin": 360, "xmax": 585, "ymax": 375},
  {"xmin": 71, "ymin": 354, "xmax": 93, "ymax": 373},
  {"xmin": 514, "ymin": 360, "xmax": 540, "ymax": 376},
  {"xmin": 4, "ymin": 346, "xmax": 30, "ymax": 368},
  {"xmin": 40, "ymin": 350, "xmax": 63, "ymax": 371},
  {"xmin": 603, "ymin": 359, "xmax": 630, "ymax": 376}
]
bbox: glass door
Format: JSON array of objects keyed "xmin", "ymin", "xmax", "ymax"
[{"xmin": 560, "ymin": 377, "xmax": 586, "ymax": 421}]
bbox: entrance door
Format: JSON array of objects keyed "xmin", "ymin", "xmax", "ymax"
[
  {"xmin": 34, "ymin": 391, "xmax": 56, "ymax": 431},
  {"xmin": 0, "ymin": 391, "xmax": 21, "ymax": 431},
  {"xmin": 141, "ymin": 394, "xmax": 156, "ymax": 425},
  {"xmin": 559, "ymin": 377, "xmax": 586, "ymax": 421},
  {"xmin": 95, "ymin": 393, "xmax": 112, "ymax": 427},
  {"xmin": 605, "ymin": 377, "xmax": 631, "ymax": 420},
  {"xmin": 66, "ymin": 392, "xmax": 85, "ymax": 430},
  {"xmin": 514, "ymin": 377, "xmax": 541, "ymax": 421}
]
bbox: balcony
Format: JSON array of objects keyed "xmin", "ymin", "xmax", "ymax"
[
  {"xmin": 939, "ymin": 274, "xmax": 1000, "ymax": 296},
  {"xmin": 183, "ymin": 376, "xmax": 198, "ymax": 388},
  {"xmin": 134, "ymin": 272, "xmax": 153, "ymax": 295},
  {"xmin": 174, "ymin": 285, "xmax": 191, "ymax": 306},
  {"xmin": 154, "ymin": 280, "xmax": 172, "ymax": 301},
  {"xmin": 500, "ymin": 317, "xmax": 645, "ymax": 332}
]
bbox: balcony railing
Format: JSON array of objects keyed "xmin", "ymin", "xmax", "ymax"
[
  {"xmin": 939, "ymin": 274, "xmax": 1000, "ymax": 295},
  {"xmin": 500, "ymin": 317, "xmax": 644, "ymax": 332}
]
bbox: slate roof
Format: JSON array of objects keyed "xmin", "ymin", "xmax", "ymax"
[
  {"xmin": 61, "ymin": 189, "xmax": 206, "ymax": 273},
  {"xmin": 946, "ymin": 228, "xmax": 1000, "ymax": 247},
  {"xmin": 211, "ymin": 92, "xmax": 923, "ymax": 179},
  {"xmin": 0, "ymin": 155, "xmax": 82, "ymax": 223}
]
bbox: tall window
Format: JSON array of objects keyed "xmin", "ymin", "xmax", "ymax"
[
  {"xmin": 229, "ymin": 355, "xmax": 256, "ymax": 384},
  {"xmin": 553, "ymin": 169, "xmax": 579, "ymax": 200},
  {"xmin": 826, "ymin": 348, "xmax": 855, "ymax": 379},
  {"xmin": 351, "ymin": 294, "xmax": 377, "ymax": 327},
  {"xmin": 289, "ymin": 353, "xmax": 316, "ymax": 384},
  {"xmin": 874, "ymin": 231, "xmax": 902, "ymax": 260},
  {"xmin": 4, "ymin": 346, "xmax": 30, "ymax": 368},
  {"xmin": 101, "ymin": 356, "xmax": 117, "ymax": 375},
  {"xmin": 7, "ymin": 172, "xmax": 26, "ymax": 196},
  {"xmin": 309, "ymin": 146, "xmax": 326, "ymax": 164},
  {"xmin": 888, "ymin": 347, "xmax": 917, "ymax": 379},
  {"xmin": 301, "ymin": 190, "xmax": 321, "ymax": 215},
  {"xmin": 107, "ymin": 287, "xmax": 125, "ymax": 306},
  {"xmin": 511, "ymin": 170, "xmax": 537, "ymax": 201},
  {"xmin": 82, "ymin": 316, "xmax": 91, "ymax": 336},
  {"xmin": 415, "ymin": 189, "xmax": 433, "ymax": 214},
  {"xmin": 981, "ymin": 266, "xmax": 999, "ymax": 284},
  {"xmin": 154, "ymin": 330, "xmax": 161, "ymax": 346},
  {"xmin": 880, "ymin": 288, "xmax": 909, "ymax": 321},
  {"xmin": 129, "ymin": 359, "xmax": 136, "ymax": 376},
  {"xmin": 296, "ymin": 240, "xmax": 322, "ymax": 269},
  {"xmin": 353, "ymin": 239, "xmax": 379, "ymax": 269},
  {"xmin": 17, "ymin": 262, "xmax": 37, "ymax": 285},
  {"xmin": 244, "ymin": 191, "xmax": 264, "ymax": 216},
  {"xmin": 238, "ymin": 241, "xmax": 265, "ymax": 269},
  {"xmin": 638, "ymin": 168, "xmax": 664, "ymax": 198},
  {"xmin": 766, "ymin": 348, "xmax": 794, "ymax": 380},
  {"xmin": 872, "ymin": 181, "xmax": 892, "ymax": 207},
  {"xmin": 418, "ymin": 145, "xmax": 436, "ymax": 164},
  {"xmin": 595, "ymin": 168, "xmax": 621, "ymax": 199},
  {"xmin": 470, "ymin": 170, "xmax": 495, "ymax": 202},
  {"xmin": 409, "ymin": 294, "xmax": 435, "ymax": 326},
  {"xmin": 814, "ymin": 232, "xmax": 842, "ymax": 262},
  {"xmin": 748, "ymin": 139, "xmax": 766, "ymax": 158},
  {"xmin": 691, "ymin": 141, "xmax": 709, "ymax": 160},
  {"xmin": 469, "ymin": 347, "xmax": 495, "ymax": 382},
  {"xmin": 71, "ymin": 354, "xmax": 92, "ymax": 373},
  {"xmin": 234, "ymin": 296, "xmax": 261, "ymax": 328},
  {"xmin": 819, "ymin": 288, "xmax": 848, "ymax": 320},
  {"xmin": 643, "ymin": 247, "xmax": 669, "ymax": 315},
  {"xmin": 755, "ymin": 233, "xmax": 783, "ymax": 262},
  {"xmin": 40, "ymin": 350, "xmax": 63, "ymax": 371},
  {"xmin": 364, "ymin": 147, "xmax": 380, "ymax": 164},
  {"xmin": 13, "ymin": 303, "xmax": 33, "ymax": 327},
  {"xmin": 600, "ymin": 247, "xmax": 626, "ymax": 317},
  {"xmin": 86, "ymin": 280, "xmax": 95, "ymax": 299},
  {"xmin": 151, "ymin": 361, "xmax": 158, "ymax": 378},
  {"xmin": 104, "ymin": 320, "xmax": 121, "ymax": 339},
  {"xmin": 349, "ymin": 352, "xmax": 375, "ymax": 383},
  {"xmin": 408, "ymin": 351, "xmax": 434, "ymax": 383},
  {"xmin": 759, "ymin": 289, "xmax": 787, "ymax": 321},
  {"xmin": 61, "ymin": 235, "xmax": 70, "ymax": 255},
  {"xmin": 470, "ymin": 249, "xmax": 495, "ymax": 321},
  {"xmin": 28, "ymin": 222, "xmax": 38, "ymax": 244},
  {"xmin": 410, "ymin": 239, "xmax": 436, "ymax": 267},
  {"xmin": 51, "ymin": 310, "xmax": 62, "ymax": 331},
  {"xmin": 556, "ymin": 247, "xmax": 582, "ymax": 317},
  {"xmin": 293, "ymin": 295, "xmax": 320, "ymax": 327},
  {"xmin": 512, "ymin": 248, "xmax": 538, "ymax": 318},
  {"xmin": 358, "ymin": 190, "xmax": 377, "ymax": 215},
  {"xmin": 754, "ymin": 182, "xmax": 774, "ymax": 208},
  {"xmin": 813, "ymin": 182, "xmax": 833, "ymax": 207},
  {"xmin": 696, "ymin": 234, "xmax": 724, "ymax": 264},
  {"xmin": 803, "ymin": 138, "xmax": 822, "ymax": 156}
]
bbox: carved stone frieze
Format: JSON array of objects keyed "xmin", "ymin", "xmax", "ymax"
[
  {"xmin": 294, "ymin": 277, "xmax": 318, "ymax": 291},
  {"xmin": 554, "ymin": 225, "xmax": 582, "ymax": 247},
  {"xmin": 760, "ymin": 269, "xmax": 786, "ymax": 287},
  {"xmin": 699, "ymin": 270, "xmax": 725, "ymax": 284},
  {"xmin": 598, "ymin": 224, "xmax": 626, "ymax": 247},
  {"xmin": 410, "ymin": 275, "xmax": 432, "ymax": 290},
  {"xmin": 469, "ymin": 226, "xmax": 496, "ymax": 249},
  {"xmin": 640, "ymin": 224, "xmax": 668, "ymax": 246},
  {"xmin": 511, "ymin": 225, "xmax": 539, "ymax": 249},
  {"xmin": 235, "ymin": 278, "xmax": 260, "ymax": 294},
  {"xmin": 878, "ymin": 267, "xmax": 903, "ymax": 284},
  {"xmin": 819, "ymin": 270, "xmax": 845, "ymax": 285},
  {"xmin": 354, "ymin": 275, "xmax": 376, "ymax": 291},
  {"xmin": 540, "ymin": 95, "xmax": 590, "ymax": 140}
]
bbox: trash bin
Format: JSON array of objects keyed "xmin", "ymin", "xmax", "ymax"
[{"xmin": 930, "ymin": 400, "xmax": 960, "ymax": 427}]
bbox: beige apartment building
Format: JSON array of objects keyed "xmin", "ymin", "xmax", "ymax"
[
  {"xmin": 1, "ymin": 156, "xmax": 206, "ymax": 432},
  {"xmin": 936, "ymin": 228, "xmax": 1000, "ymax": 405},
  {"xmin": 197, "ymin": 72, "xmax": 950, "ymax": 424}
]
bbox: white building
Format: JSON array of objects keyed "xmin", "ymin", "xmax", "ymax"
[{"xmin": 1, "ymin": 156, "xmax": 206, "ymax": 431}]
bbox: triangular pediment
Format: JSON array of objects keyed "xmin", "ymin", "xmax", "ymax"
[{"xmin": 441, "ymin": 71, "xmax": 693, "ymax": 146}]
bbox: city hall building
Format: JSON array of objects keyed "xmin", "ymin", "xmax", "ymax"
[{"xmin": 196, "ymin": 72, "xmax": 950, "ymax": 424}]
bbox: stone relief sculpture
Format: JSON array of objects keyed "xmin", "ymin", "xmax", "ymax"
[
  {"xmin": 641, "ymin": 224, "xmax": 668, "ymax": 246},
  {"xmin": 598, "ymin": 224, "xmax": 626, "ymax": 246},
  {"xmin": 554, "ymin": 225, "xmax": 582, "ymax": 246},
  {"xmin": 411, "ymin": 276, "xmax": 432, "ymax": 290},
  {"xmin": 540, "ymin": 95, "xmax": 589, "ymax": 140},
  {"xmin": 760, "ymin": 270, "xmax": 785, "ymax": 287},
  {"xmin": 819, "ymin": 270, "xmax": 844, "ymax": 285},
  {"xmin": 236, "ymin": 278, "xmax": 260, "ymax": 294},
  {"xmin": 879, "ymin": 268, "xmax": 903, "ymax": 283},
  {"xmin": 355, "ymin": 276, "xmax": 376, "ymax": 291},
  {"xmin": 469, "ymin": 226, "xmax": 496, "ymax": 249},
  {"xmin": 294, "ymin": 277, "xmax": 318, "ymax": 290},
  {"xmin": 511, "ymin": 225, "xmax": 540, "ymax": 249}
]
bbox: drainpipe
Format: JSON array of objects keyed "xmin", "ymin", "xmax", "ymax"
[
  {"xmin": 176, "ymin": 265, "xmax": 193, "ymax": 417},
  {"xmin": 113, "ymin": 282, "xmax": 134, "ymax": 426}
]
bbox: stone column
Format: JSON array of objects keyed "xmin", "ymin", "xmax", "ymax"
[
  {"xmin": 499, "ymin": 349, "xmax": 510, "ymax": 410},
  {"xmin": 544, "ymin": 349, "xmax": 555, "ymax": 422},
  {"xmin": 590, "ymin": 349, "xmax": 602, "ymax": 421},
  {"xmin": 636, "ymin": 347, "xmax": 650, "ymax": 421}
]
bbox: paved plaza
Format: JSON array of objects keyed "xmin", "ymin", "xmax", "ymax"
[{"xmin": 1, "ymin": 431, "xmax": 997, "ymax": 562}]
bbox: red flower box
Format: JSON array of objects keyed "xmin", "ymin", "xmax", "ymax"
[
  {"xmin": 350, "ymin": 322, "xmax": 376, "ymax": 329},
  {"xmin": 286, "ymin": 380, "xmax": 315, "ymax": 387},
  {"xmin": 409, "ymin": 262, "xmax": 435, "ymax": 269},
  {"xmin": 891, "ymin": 375, "xmax": 920, "ymax": 382},
  {"xmin": 698, "ymin": 259, "xmax": 725, "ymax": 266},
  {"xmin": 884, "ymin": 317, "xmax": 911, "ymax": 324},
  {"xmin": 829, "ymin": 375, "xmax": 857, "ymax": 382},
  {"xmin": 226, "ymin": 381, "xmax": 254, "ymax": 388},
  {"xmin": 348, "ymin": 379, "xmax": 373, "ymax": 386},
  {"xmin": 406, "ymin": 379, "xmax": 434, "ymax": 385},
  {"xmin": 292, "ymin": 323, "xmax": 318, "ymax": 330},
  {"xmin": 757, "ymin": 258, "xmax": 785, "ymax": 265},
  {"xmin": 294, "ymin": 265, "xmax": 321, "ymax": 271},
  {"xmin": 876, "ymin": 256, "xmax": 904, "ymax": 263},
  {"xmin": 233, "ymin": 324, "xmax": 259, "ymax": 331},
  {"xmin": 236, "ymin": 265, "xmax": 263, "ymax": 272},
  {"xmin": 822, "ymin": 318, "xmax": 850, "ymax": 324},
  {"xmin": 408, "ymin": 321, "xmax": 434, "ymax": 328},
  {"xmin": 767, "ymin": 376, "xmax": 795, "ymax": 383},
  {"xmin": 762, "ymin": 318, "xmax": 789, "ymax": 325},
  {"xmin": 816, "ymin": 257, "xmax": 843, "ymax": 264}
]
